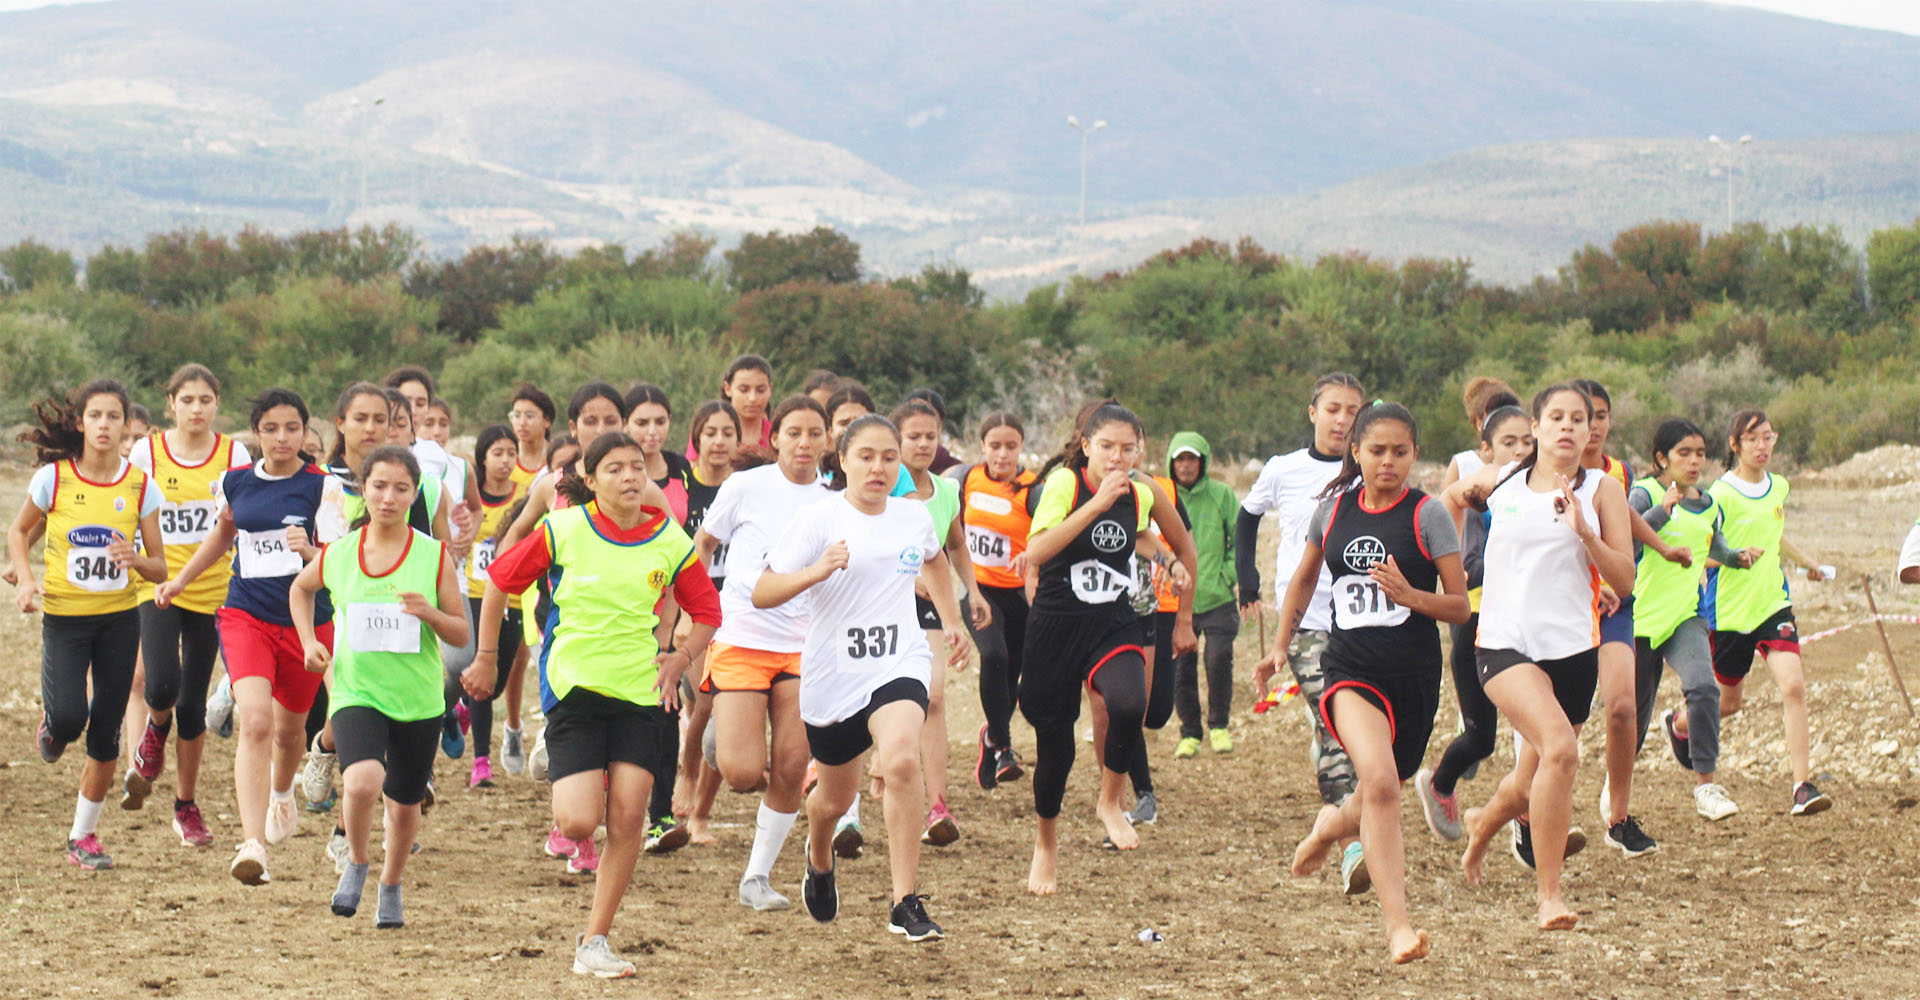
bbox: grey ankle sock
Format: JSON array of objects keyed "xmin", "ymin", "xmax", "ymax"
[
  {"xmin": 331, "ymin": 861, "xmax": 368, "ymax": 917},
  {"xmin": 374, "ymin": 881, "xmax": 403, "ymax": 928}
]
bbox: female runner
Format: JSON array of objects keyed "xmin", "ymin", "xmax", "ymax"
[
  {"xmin": 439, "ymin": 424, "xmax": 527, "ymax": 789},
  {"xmin": 960, "ymin": 412, "xmax": 1039, "ymax": 789},
  {"xmin": 672, "ymin": 400, "xmax": 741, "ymax": 844}
]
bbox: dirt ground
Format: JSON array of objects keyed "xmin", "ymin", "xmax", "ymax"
[{"xmin": 5, "ymin": 458, "xmax": 1920, "ymax": 1000}]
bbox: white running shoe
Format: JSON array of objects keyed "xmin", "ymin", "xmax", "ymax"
[
  {"xmin": 502, "ymin": 727, "xmax": 526, "ymax": 776},
  {"xmin": 738, "ymin": 874, "xmax": 791, "ymax": 911},
  {"xmin": 1693, "ymin": 782, "xmax": 1739, "ymax": 821},
  {"xmin": 529, "ymin": 725, "xmax": 549, "ymax": 782},
  {"xmin": 1598, "ymin": 775, "xmax": 1612, "ymax": 826},
  {"xmin": 573, "ymin": 934, "xmax": 636, "ymax": 978},
  {"xmin": 206, "ymin": 675, "xmax": 235, "ymax": 739},
  {"xmin": 266, "ymin": 796, "xmax": 299, "ymax": 845},
  {"xmin": 299, "ymin": 732, "xmax": 337, "ymax": 807},
  {"xmin": 326, "ymin": 829, "xmax": 350, "ymax": 874},
  {"xmin": 230, "ymin": 838, "xmax": 269, "ymax": 885}
]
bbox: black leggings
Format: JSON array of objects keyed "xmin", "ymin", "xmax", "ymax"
[
  {"xmin": 1033, "ymin": 651, "xmax": 1147, "ymax": 820},
  {"xmin": 42, "ymin": 610, "xmax": 141, "ymax": 763},
  {"xmin": 1431, "ymin": 614, "xmax": 1498, "ymax": 795},
  {"xmin": 446, "ymin": 598, "xmax": 523, "ymax": 759},
  {"xmin": 1128, "ymin": 611, "xmax": 1177, "ymax": 797},
  {"xmin": 969, "ymin": 585, "xmax": 1029, "ymax": 750},
  {"xmin": 138, "ymin": 601, "xmax": 221, "ymax": 740}
]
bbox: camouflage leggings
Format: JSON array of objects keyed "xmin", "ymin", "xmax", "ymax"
[{"xmin": 1289, "ymin": 630, "xmax": 1355, "ymax": 806}]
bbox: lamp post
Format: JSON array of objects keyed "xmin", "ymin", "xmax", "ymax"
[
  {"xmin": 1066, "ymin": 114, "xmax": 1107, "ymax": 226},
  {"xmin": 1708, "ymin": 133, "xmax": 1752, "ymax": 231},
  {"xmin": 352, "ymin": 95, "xmax": 387, "ymax": 218}
]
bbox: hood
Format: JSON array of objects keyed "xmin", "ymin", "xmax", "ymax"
[{"xmin": 1166, "ymin": 430, "xmax": 1211, "ymax": 482}]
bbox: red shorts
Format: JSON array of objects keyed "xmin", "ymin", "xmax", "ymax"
[{"xmin": 218, "ymin": 606, "xmax": 332, "ymax": 713}]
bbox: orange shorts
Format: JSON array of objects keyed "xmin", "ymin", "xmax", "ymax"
[{"xmin": 704, "ymin": 641, "xmax": 801, "ymax": 693}]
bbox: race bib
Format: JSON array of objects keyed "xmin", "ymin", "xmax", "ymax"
[
  {"xmin": 1069, "ymin": 558, "xmax": 1133, "ymax": 604},
  {"xmin": 158, "ymin": 500, "xmax": 218, "ymax": 547},
  {"xmin": 469, "ymin": 538, "xmax": 497, "ymax": 582},
  {"xmin": 1334, "ymin": 574, "xmax": 1409, "ymax": 630},
  {"xmin": 236, "ymin": 528, "xmax": 303, "ymax": 578},
  {"xmin": 965, "ymin": 525, "xmax": 1011, "ymax": 568},
  {"xmin": 346, "ymin": 602, "xmax": 421, "ymax": 654},
  {"xmin": 64, "ymin": 528, "xmax": 126, "ymax": 592}
]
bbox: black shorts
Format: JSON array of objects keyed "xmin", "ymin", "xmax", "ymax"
[
  {"xmin": 331, "ymin": 707, "xmax": 440, "ymax": 805},
  {"xmin": 915, "ymin": 595, "xmax": 941, "ymax": 631},
  {"xmin": 805, "ymin": 677, "xmax": 930, "ymax": 767},
  {"xmin": 1476, "ymin": 647, "xmax": 1598, "ymax": 727},
  {"xmin": 545, "ymin": 687, "xmax": 677, "ymax": 782},
  {"xmin": 1710, "ymin": 607, "xmax": 1799, "ymax": 685},
  {"xmin": 1318, "ymin": 658, "xmax": 1441, "ymax": 782},
  {"xmin": 1019, "ymin": 609, "xmax": 1146, "ymax": 731}
]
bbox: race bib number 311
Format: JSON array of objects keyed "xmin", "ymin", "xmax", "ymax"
[{"xmin": 1334, "ymin": 574, "xmax": 1409, "ymax": 629}]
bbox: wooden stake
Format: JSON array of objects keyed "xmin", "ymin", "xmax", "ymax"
[{"xmin": 1861, "ymin": 574, "xmax": 1915, "ymax": 718}]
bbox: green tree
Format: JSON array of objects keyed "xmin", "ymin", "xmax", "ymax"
[
  {"xmin": 1867, "ymin": 218, "xmax": 1920, "ymax": 320},
  {"xmin": 723, "ymin": 227, "xmax": 861, "ymax": 293},
  {"xmin": 0, "ymin": 240, "xmax": 77, "ymax": 292},
  {"xmin": 405, "ymin": 236, "xmax": 561, "ymax": 342}
]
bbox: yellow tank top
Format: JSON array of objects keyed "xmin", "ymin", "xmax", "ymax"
[
  {"xmin": 139, "ymin": 433, "xmax": 241, "ymax": 613},
  {"xmin": 43, "ymin": 460, "xmax": 152, "ymax": 616},
  {"xmin": 467, "ymin": 479, "xmax": 529, "ymax": 605}
]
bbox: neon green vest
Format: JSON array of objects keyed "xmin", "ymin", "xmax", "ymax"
[
  {"xmin": 1705, "ymin": 473, "xmax": 1790, "ymax": 633},
  {"xmin": 541, "ymin": 503, "xmax": 695, "ymax": 709},
  {"xmin": 321, "ymin": 528, "xmax": 446, "ymax": 722},
  {"xmin": 1631, "ymin": 478, "xmax": 1713, "ymax": 648}
]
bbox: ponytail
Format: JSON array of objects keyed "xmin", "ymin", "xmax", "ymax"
[
  {"xmin": 1316, "ymin": 402, "xmax": 1418, "ymax": 500},
  {"xmin": 557, "ymin": 431, "xmax": 644, "ymax": 508},
  {"xmin": 21, "ymin": 378, "xmax": 131, "ymax": 465}
]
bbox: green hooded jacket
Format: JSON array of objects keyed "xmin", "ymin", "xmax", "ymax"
[{"xmin": 1166, "ymin": 431, "xmax": 1237, "ymax": 614}]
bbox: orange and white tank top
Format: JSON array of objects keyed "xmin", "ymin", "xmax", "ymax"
[{"xmin": 960, "ymin": 464, "xmax": 1036, "ymax": 591}]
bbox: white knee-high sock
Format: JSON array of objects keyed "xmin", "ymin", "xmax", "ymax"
[{"xmin": 745, "ymin": 801, "xmax": 796, "ymax": 880}]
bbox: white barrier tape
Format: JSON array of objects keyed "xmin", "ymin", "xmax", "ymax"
[{"xmin": 1802, "ymin": 613, "xmax": 1920, "ymax": 645}]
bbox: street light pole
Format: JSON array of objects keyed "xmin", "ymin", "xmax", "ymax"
[
  {"xmin": 1707, "ymin": 133, "xmax": 1752, "ymax": 231},
  {"xmin": 1066, "ymin": 115, "xmax": 1107, "ymax": 226},
  {"xmin": 353, "ymin": 95, "xmax": 387, "ymax": 219}
]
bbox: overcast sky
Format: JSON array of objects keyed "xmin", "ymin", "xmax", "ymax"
[{"xmin": 0, "ymin": 0, "xmax": 1915, "ymax": 35}]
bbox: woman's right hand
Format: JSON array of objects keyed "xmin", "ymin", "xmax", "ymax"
[
  {"xmin": 14, "ymin": 576, "xmax": 41, "ymax": 614},
  {"xmin": 462, "ymin": 652, "xmax": 499, "ymax": 701},
  {"xmin": 1091, "ymin": 469, "xmax": 1131, "ymax": 513},
  {"xmin": 153, "ymin": 578, "xmax": 182, "ymax": 609},
  {"xmin": 302, "ymin": 638, "xmax": 333, "ymax": 674}
]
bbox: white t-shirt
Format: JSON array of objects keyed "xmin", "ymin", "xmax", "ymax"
[
  {"xmin": 768, "ymin": 495, "xmax": 937, "ymax": 726},
  {"xmin": 1242, "ymin": 448, "xmax": 1343, "ymax": 631},
  {"xmin": 1452, "ymin": 449, "xmax": 1486, "ymax": 480},
  {"xmin": 441, "ymin": 454, "xmax": 469, "ymax": 510},
  {"xmin": 28, "ymin": 460, "xmax": 163, "ymax": 518},
  {"xmin": 1476, "ymin": 466, "xmax": 1605, "ymax": 661},
  {"xmin": 1899, "ymin": 516, "xmax": 1920, "ymax": 576},
  {"xmin": 411, "ymin": 439, "xmax": 451, "ymax": 480},
  {"xmin": 703, "ymin": 463, "xmax": 831, "ymax": 652}
]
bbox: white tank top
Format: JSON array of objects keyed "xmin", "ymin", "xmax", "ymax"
[
  {"xmin": 1476, "ymin": 465, "xmax": 1603, "ymax": 661},
  {"xmin": 1452, "ymin": 450, "xmax": 1486, "ymax": 479}
]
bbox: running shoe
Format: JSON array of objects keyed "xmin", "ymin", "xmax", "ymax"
[
  {"xmin": 1173, "ymin": 737, "xmax": 1201, "ymax": 760},
  {"xmin": 440, "ymin": 708, "xmax": 465, "ymax": 760},
  {"xmin": 122, "ymin": 768, "xmax": 153, "ymax": 811},
  {"xmin": 206, "ymin": 675, "xmax": 235, "ymax": 739},
  {"xmin": 645, "ymin": 817, "xmax": 691, "ymax": 855},
  {"xmin": 37, "ymin": 715, "xmax": 64, "ymax": 764},
  {"xmin": 1414, "ymin": 769, "xmax": 1462, "ymax": 842},
  {"xmin": 1693, "ymin": 782, "xmax": 1739, "ymax": 821},
  {"xmin": 567, "ymin": 837, "xmax": 600, "ymax": 874},
  {"xmin": 470, "ymin": 756, "xmax": 494, "ymax": 789},
  {"xmin": 299, "ymin": 732, "xmax": 337, "ymax": 807},
  {"xmin": 573, "ymin": 934, "xmax": 636, "ymax": 979},
  {"xmin": 803, "ymin": 863, "xmax": 838, "ymax": 923},
  {"xmin": 738, "ymin": 874, "xmax": 790, "ymax": 911},
  {"xmin": 973, "ymin": 723, "xmax": 998, "ymax": 790},
  {"xmin": 1209, "ymin": 728, "xmax": 1233, "ymax": 754},
  {"xmin": 1598, "ymin": 775, "xmax": 1612, "ymax": 828},
  {"xmin": 833, "ymin": 816, "xmax": 864, "ymax": 859},
  {"xmin": 173, "ymin": 801, "xmax": 214, "ymax": 848},
  {"xmin": 922, "ymin": 802, "xmax": 960, "ymax": 845},
  {"xmin": 501, "ymin": 727, "xmax": 526, "ymax": 775},
  {"xmin": 1340, "ymin": 841, "xmax": 1371, "ymax": 895},
  {"xmin": 1129, "ymin": 790, "xmax": 1158, "ymax": 826},
  {"xmin": 326, "ymin": 829, "xmax": 350, "ymax": 873},
  {"xmin": 1509, "ymin": 819, "xmax": 1587, "ymax": 869},
  {"xmin": 133, "ymin": 718, "xmax": 167, "ymax": 782},
  {"xmin": 1663, "ymin": 709, "xmax": 1692, "ymax": 770},
  {"xmin": 422, "ymin": 779, "xmax": 436, "ymax": 814},
  {"xmin": 66, "ymin": 834, "xmax": 113, "ymax": 870},
  {"xmin": 456, "ymin": 699, "xmax": 471, "ymax": 736},
  {"xmin": 266, "ymin": 795, "xmax": 299, "ymax": 845},
  {"xmin": 1604, "ymin": 816, "xmax": 1659, "ymax": 858},
  {"xmin": 544, "ymin": 827, "xmax": 576, "ymax": 859},
  {"xmin": 994, "ymin": 746, "xmax": 1024, "ymax": 784},
  {"xmin": 529, "ymin": 726, "xmax": 549, "ymax": 782},
  {"xmin": 230, "ymin": 838, "xmax": 268, "ymax": 885},
  {"xmin": 888, "ymin": 893, "xmax": 943, "ymax": 942},
  {"xmin": 1790, "ymin": 781, "xmax": 1833, "ymax": 816}
]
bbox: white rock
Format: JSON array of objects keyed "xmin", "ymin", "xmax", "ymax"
[{"xmin": 1871, "ymin": 739, "xmax": 1900, "ymax": 757}]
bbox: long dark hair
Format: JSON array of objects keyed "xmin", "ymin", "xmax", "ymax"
[
  {"xmin": 822, "ymin": 414, "xmax": 900, "ymax": 492},
  {"xmin": 1495, "ymin": 382, "xmax": 1595, "ymax": 492},
  {"xmin": 1311, "ymin": 372, "xmax": 1364, "ymax": 406},
  {"xmin": 21, "ymin": 378, "xmax": 131, "ymax": 465},
  {"xmin": 978, "ymin": 411, "xmax": 1025, "ymax": 442},
  {"xmin": 769, "ymin": 394, "xmax": 827, "ymax": 437},
  {"xmin": 1318, "ymin": 402, "xmax": 1418, "ymax": 500},
  {"xmin": 623, "ymin": 383, "xmax": 671, "ymax": 417},
  {"xmin": 326, "ymin": 381, "xmax": 389, "ymax": 468},
  {"xmin": 1647, "ymin": 418, "xmax": 1707, "ymax": 478},
  {"xmin": 349, "ymin": 444, "xmax": 422, "ymax": 531},
  {"xmin": 556, "ymin": 431, "xmax": 645, "ymax": 508},
  {"xmin": 1038, "ymin": 400, "xmax": 1142, "ymax": 480},
  {"xmin": 724, "ymin": 353, "xmax": 773, "ymax": 386},
  {"xmin": 473, "ymin": 423, "xmax": 516, "ymax": 484},
  {"xmin": 247, "ymin": 387, "xmax": 312, "ymax": 464},
  {"xmin": 566, "ymin": 381, "xmax": 628, "ymax": 426},
  {"xmin": 824, "ymin": 383, "xmax": 875, "ymax": 426},
  {"xmin": 688, "ymin": 399, "xmax": 741, "ymax": 454},
  {"xmin": 1725, "ymin": 408, "xmax": 1770, "ymax": 461}
]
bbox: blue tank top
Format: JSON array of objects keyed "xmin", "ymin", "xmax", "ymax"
[{"xmin": 221, "ymin": 462, "xmax": 334, "ymax": 627}]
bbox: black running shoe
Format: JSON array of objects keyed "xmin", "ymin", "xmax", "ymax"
[
  {"xmin": 802, "ymin": 863, "xmax": 838, "ymax": 923},
  {"xmin": 995, "ymin": 746, "xmax": 1024, "ymax": 784},
  {"xmin": 38, "ymin": 715, "xmax": 64, "ymax": 764},
  {"xmin": 1510, "ymin": 819, "xmax": 1534, "ymax": 870},
  {"xmin": 1790, "ymin": 781, "xmax": 1833, "ymax": 816},
  {"xmin": 1604, "ymin": 815, "xmax": 1659, "ymax": 858},
  {"xmin": 888, "ymin": 893, "xmax": 943, "ymax": 942},
  {"xmin": 973, "ymin": 724, "xmax": 997, "ymax": 790},
  {"xmin": 1663, "ymin": 710, "xmax": 1692, "ymax": 770}
]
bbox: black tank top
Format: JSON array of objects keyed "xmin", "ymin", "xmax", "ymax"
[
  {"xmin": 1034, "ymin": 470, "xmax": 1140, "ymax": 619},
  {"xmin": 1319, "ymin": 487, "xmax": 1442, "ymax": 675}
]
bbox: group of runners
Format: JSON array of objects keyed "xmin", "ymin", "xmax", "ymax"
[{"xmin": 4, "ymin": 354, "xmax": 1866, "ymax": 973}]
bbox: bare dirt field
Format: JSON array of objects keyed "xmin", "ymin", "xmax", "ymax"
[{"xmin": 4, "ymin": 453, "xmax": 1920, "ymax": 1000}]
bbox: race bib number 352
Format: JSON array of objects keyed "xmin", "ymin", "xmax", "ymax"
[{"xmin": 158, "ymin": 501, "xmax": 217, "ymax": 546}]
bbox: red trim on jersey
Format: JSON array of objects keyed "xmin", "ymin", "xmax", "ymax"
[
  {"xmin": 1411, "ymin": 495, "xmax": 1433, "ymax": 561},
  {"xmin": 1083, "ymin": 643, "xmax": 1146, "ymax": 691},
  {"xmin": 1318, "ymin": 679, "xmax": 1397, "ymax": 750},
  {"xmin": 357, "ymin": 528, "xmax": 416, "ymax": 579}
]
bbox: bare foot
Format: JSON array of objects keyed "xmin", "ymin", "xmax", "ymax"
[
  {"xmin": 1538, "ymin": 899, "xmax": 1578, "ymax": 931},
  {"xmin": 1390, "ymin": 928, "xmax": 1431, "ymax": 965},
  {"xmin": 1460, "ymin": 808, "xmax": 1491, "ymax": 886},
  {"xmin": 1291, "ymin": 830, "xmax": 1332, "ymax": 877},
  {"xmin": 686, "ymin": 816, "xmax": 715, "ymax": 845},
  {"xmin": 1096, "ymin": 799, "xmax": 1139, "ymax": 850},
  {"xmin": 1027, "ymin": 840, "xmax": 1058, "ymax": 895}
]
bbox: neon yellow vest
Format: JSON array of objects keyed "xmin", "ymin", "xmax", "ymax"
[
  {"xmin": 540, "ymin": 503, "xmax": 694, "ymax": 710},
  {"xmin": 1705, "ymin": 473, "xmax": 1789, "ymax": 633},
  {"xmin": 321, "ymin": 527, "xmax": 446, "ymax": 722},
  {"xmin": 1630, "ymin": 477, "xmax": 1712, "ymax": 648}
]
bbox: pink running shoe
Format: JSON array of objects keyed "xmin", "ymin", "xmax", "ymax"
[
  {"xmin": 470, "ymin": 755, "xmax": 495, "ymax": 789},
  {"xmin": 172, "ymin": 801, "xmax": 214, "ymax": 848},
  {"xmin": 456, "ymin": 700, "xmax": 471, "ymax": 736},
  {"xmin": 567, "ymin": 836, "xmax": 600, "ymax": 874},
  {"xmin": 67, "ymin": 834, "xmax": 113, "ymax": 870},
  {"xmin": 133, "ymin": 720, "xmax": 167, "ymax": 781},
  {"xmin": 544, "ymin": 827, "xmax": 576, "ymax": 859},
  {"xmin": 921, "ymin": 801, "xmax": 960, "ymax": 846}
]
